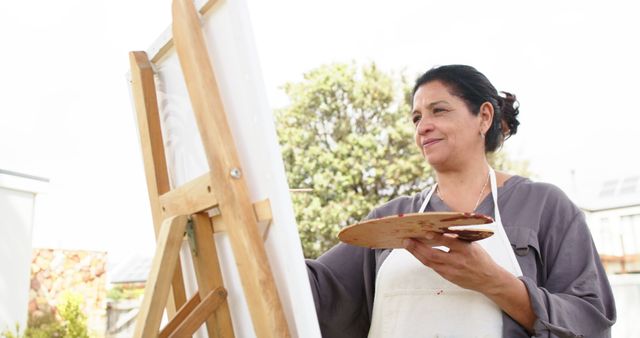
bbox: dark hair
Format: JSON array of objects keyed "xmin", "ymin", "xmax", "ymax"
[{"xmin": 412, "ymin": 65, "xmax": 520, "ymax": 152}]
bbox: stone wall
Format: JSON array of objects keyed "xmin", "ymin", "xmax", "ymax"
[{"xmin": 29, "ymin": 248, "xmax": 107, "ymax": 336}]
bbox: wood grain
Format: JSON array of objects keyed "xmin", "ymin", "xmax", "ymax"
[
  {"xmin": 191, "ymin": 212, "xmax": 235, "ymax": 338},
  {"xmin": 339, "ymin": 212, "xmax": 495, "ymax": 249},
  {"xmin": 171, "ymin": 0, "xmax": 290, "ymax": 336},
  {"xmin": 129, "ymin": 50, "xmax": 187, "ymax": 315},
  {"xmin": 150, "ymin": 0, "xmax": 222, "ymax": 64},
  {"xmin": 159, "ymin": 293, "xmax": 201, "ymax": 338},
  {"xmin": 169, "ymin": 288, "xmax": 228, "ymax": 338},
  {"xmin": 133, "ymin": 215, "xmax": 189, "ymax": 338},
  {"xmin": 253, "ymin": 198, "xmax": 273, "ymax": 240},
  {"xmin": 159, "ymin": 173, "xmax": 218, "ymax": 219}
]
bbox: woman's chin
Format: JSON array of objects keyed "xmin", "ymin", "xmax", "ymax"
[{"xmin": 423, "ymin": 154, "xmax": 444, "ymax": 168}]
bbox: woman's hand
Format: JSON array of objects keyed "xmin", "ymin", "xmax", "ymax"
[
  {"xmin": 403, "ymin": 232, "xmax": 536, "ymax": 332},
  {"xmin": 402, "ymin": 232, "xmax": 507, "ymax": 294}
]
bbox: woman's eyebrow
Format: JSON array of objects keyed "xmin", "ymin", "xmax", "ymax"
[
  {"xmin": 411, "ymin": 100, "xmax": 449, "ymax": 114},
  {"xmin": 426, "ymin": 100, "xmax": 449, "ymax": 109}
]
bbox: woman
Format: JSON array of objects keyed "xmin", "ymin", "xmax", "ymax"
[{"xmin": 306, "ymin": 65, "xmax": 616, "ymax": 337}]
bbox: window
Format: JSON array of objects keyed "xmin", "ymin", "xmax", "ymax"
[
  {"xmin": 620, "ymin": 214, "xmax": 640, "ymax": 255},
  {"xmin": 595, "ymin": 217, "xmax": 621, "ymax": 256},
  {"xmin": 599, "ymin": 180, "xmax": 618, "ymax": 198},
  {"xmin": 620, "ymin": 176, "xmax": 639, "ymax": 195}
]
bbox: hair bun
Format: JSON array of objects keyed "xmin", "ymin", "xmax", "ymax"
[{"xmin": 499, "ymin": 91, "xmax": 520, "ymax": 139}]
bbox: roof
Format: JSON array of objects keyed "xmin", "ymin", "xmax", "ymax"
[
  {"xmin": 108, "ymin": 254, "xmax": 152, "ymax": 284},
  {"xmin": 0, "ymin": 168, "xmax": 49, "ymax": 182},
  {"xmin": 0, "ymin": 168, "xmax": 49, "ymax": 193},
  {"xmin": 576, "ymin": 175, "xmax": 640, "ymax": 212}
]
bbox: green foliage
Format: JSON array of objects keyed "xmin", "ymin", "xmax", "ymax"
[
  {"xmin": 276, "ymin": 62, "xmax": 530, "ymax": 258},
  {"xmin": 106, "ymin": 284, "xmax": 145, "ymax": 301},
  {"xmin": 1, "ymin": 293, "xmax": 90, "ymax": 338},
  {"xmin": 1, "ymin": 312, "xmax": 65, "ymax": 338},
  {"xmin": 488, "ymin": 151, "xmax": 531, "ymax": 178},
  {"xmin": 1, "ymin": 324, "xmax": 22, "ymax": 338},
  {"xmin": 58, "ymin": 292, "xmax": 89, "ymax": 338},
  {"xmin": 276, "ymin": 62, "xmax": 431, "ymax": 258},
  {"xmin": 25, "ymin": 311, "xmax": 65, "ymax": 338}
]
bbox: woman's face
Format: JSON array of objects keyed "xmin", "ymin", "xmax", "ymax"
[{"xmin": 412, "ymin": 81, "xmax": 488, "ymax": 169}]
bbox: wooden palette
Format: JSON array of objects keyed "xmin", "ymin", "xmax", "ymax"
[{"xmin": 338, "ymin": 212, "xmax": 495, "ymax": 249}]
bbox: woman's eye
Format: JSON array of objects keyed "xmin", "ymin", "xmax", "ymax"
[
  {"xmin": 412, "ymin": 114, "xmax": 421, "ymax": 124},
  {"xmin": 433, "ymin": 108, "xmax": 445, "ymax": 114}
]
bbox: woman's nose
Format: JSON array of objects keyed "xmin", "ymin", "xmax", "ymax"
[{"xmin": 416, "ymin": 115, "xmax": 434, "ymax": 134}]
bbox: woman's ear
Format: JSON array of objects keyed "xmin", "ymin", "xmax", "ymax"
[{"xmin": 479, "ymin": 102, "xmax": 494, "ymax": 133}]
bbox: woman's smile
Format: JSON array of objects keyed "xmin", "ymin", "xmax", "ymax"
[{"xmin": 421, "ymin": 137, "xmax": 442, "ymax": 149}]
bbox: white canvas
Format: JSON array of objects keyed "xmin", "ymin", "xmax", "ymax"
[{"xmin": 134, "ymin": 0, "xmax": 321, "ymax": 336}]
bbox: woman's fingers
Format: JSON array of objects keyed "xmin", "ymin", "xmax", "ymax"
[
  {"xmin": 403, "ymin": 238, "xmax": 450, "ymax": 266},
  {"xmin": 403, "ymin": 234, "xmax": 502, "ymax": 293},
  {"xmin": 409, "ymin": 232, "xmax": 470, "ymax": 252}
]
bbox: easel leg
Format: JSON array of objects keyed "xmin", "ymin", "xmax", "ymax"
[
  {"xmin": 190, "ymin": 212, "xmax": 235, "ymax": 338},
  {"xmin": 134, "ymin": 215, "xmax": 189, "ymax": 338},
  {"xmin": 129, "ymin": 50, "xmax": 188, "ymax": 316}
]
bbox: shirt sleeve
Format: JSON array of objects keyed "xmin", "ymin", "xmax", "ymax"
[
  {"xmin": 521, "ymin": 206, "xmax": 616, "ymax": 337},
  {"xmin": 305, "ymin": 210, "xmax": 379, "ymax": 338}
]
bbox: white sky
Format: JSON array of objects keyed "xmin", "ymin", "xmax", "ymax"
[{"xmin": 1, "ymin": 0, "xmax": 639, "ymax": 263}]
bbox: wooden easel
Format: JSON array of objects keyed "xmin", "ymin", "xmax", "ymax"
[{"xmin": 128, "ymin": 0, "xmax": 290, "ymax": 337}]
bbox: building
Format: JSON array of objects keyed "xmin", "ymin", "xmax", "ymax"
[
  {"xmin": 105, "ymin": 254, "xmax": 151, "ymax": 337},
  {"xmin": 577, "ymin": 174, "xmax": 640, "ymax": 337},
  {"xmin": 580, "ymin": 175, "xmax": 640, "ymax": 274},
  {"xmin": 0, "ymin": 169, "xmax": 48, "ymax": 332}
]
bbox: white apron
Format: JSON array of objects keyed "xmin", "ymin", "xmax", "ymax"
[{"xmin": 368, "ymin": 168, "xmax": 522, "ymax": 338}]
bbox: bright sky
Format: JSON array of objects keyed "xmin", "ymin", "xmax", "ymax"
[{"xmin": 1, "ymin": 0, "xmax": 639, "ymax": 264}]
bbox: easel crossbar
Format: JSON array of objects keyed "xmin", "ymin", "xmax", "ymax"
[
  {"xmin": 130, "ymin": 0, "xmax": 292, "ymax": 336},
  {"xmin": 161, "ymin": 287, "xmax": 228, "ymax": 338}
]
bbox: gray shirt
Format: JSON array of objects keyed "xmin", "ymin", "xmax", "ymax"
[{"xmin": 306, "ymin": 176, "xmax": 616, "ymax": 337}]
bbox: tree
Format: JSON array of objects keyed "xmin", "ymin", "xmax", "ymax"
[
  {"xmin": 275, "ymin": 62, "xmax": 529, "ymax": 258},
  {"xmin": 276, "ymin": 62, "xmax": 431, "ymax": 258}
]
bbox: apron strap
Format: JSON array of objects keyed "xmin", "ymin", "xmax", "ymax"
[
  {"xmin": 488, "ymin": 167, "xmax": 501, "ymax": 224},
  {"xmin": 419, "ymin": 183, "xmax": 437, "ymax": 213},
  {"xmin": 420, "ymin": 167, "xmax": 495, "ymax": 215}
]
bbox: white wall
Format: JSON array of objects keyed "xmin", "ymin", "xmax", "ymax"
[
  {"xmin": 0, "ymin": 171, "xmax": 47, "ymax": 333},
  {"xmin": 609, "ymin": 274, "xmax": 640, "ymax": 338},
  {"xmin": 585, "ymin": 205, "xmax": 640, "ymax": 256}
]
